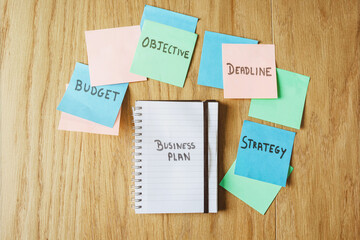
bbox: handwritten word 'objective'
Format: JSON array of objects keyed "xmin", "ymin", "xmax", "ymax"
[
  {"xmin": 142, "ymin": 37, "xmax": 190, "ymax": 59},
  {"xmin": 75, "ymin": 79, "xmax": 121, "ymax": 101},
  {"xmin": 240, "ymin": 136, "xmax": 287, "ymax": 159}
]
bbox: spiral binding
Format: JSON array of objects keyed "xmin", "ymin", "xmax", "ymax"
[{"xmin": 131, "ymin": 105, "xmax": 143, "ymax": 210}]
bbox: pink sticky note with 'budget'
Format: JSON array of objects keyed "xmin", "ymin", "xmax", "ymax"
[
  {"xmin": 85, "ymin": 25, "xmax": 147, "ymax": 86},
  {"xmin": 58, "ymin": 85, "xmax": 121, "ymax": 135},
  {"xmin": 222, "ymin": 44, "xmax": 277, "ymax": 99}
]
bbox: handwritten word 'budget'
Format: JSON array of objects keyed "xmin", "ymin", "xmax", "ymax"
[
  {"xmin": 226, "ymin": 63, "xmax": 272, "ymax": 76},
  {"xmin": 142, "ymin": 37, "xmax": 190, "ymax": 59},
  {"xmin": 240, "ymin": 135, "xmax": 287, "ymax": 159},
  {"xmin": 75, "ymin": 79, "xmax": 121, "ymax": 101}
]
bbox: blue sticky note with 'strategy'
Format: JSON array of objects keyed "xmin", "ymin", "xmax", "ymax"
[
  {"xmin": 57, "ymin": 62, "xmax": 128, "ymax": 127},
  {"xmin": 197, "ymin": 31, "xmax": 258, "ymax": 89},
  {"xmin": 234, "ymin": 120, "xmax": 296, "ymax": 187},
  {"xmin": 140, "ymin": 5, "xmax": 198, "ymax": 33}
]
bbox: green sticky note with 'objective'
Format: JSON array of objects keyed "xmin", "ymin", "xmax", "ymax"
[
  {"xmin": 130, "ymin": 20, "xmax": 197, "ymax": 87},
  {"xmin": 249, "ymin": 68, "xmax": 310, "ymax": 129},
  {"xmin": 220, "ymin": 162, "xmax": 293, "ymax": 215}
]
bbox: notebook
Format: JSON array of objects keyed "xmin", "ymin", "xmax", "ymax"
[{"xmin": 132, "ymin": 101, "xmax": 218, "ymax": 214}]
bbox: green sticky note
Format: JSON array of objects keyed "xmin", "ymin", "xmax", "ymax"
[
  {"xmin": 130, "ymin": 20, "xmax": 197, "ymax": 87},
  {"xmin": 219, "ymin": 162, "xmax": 293, "ymax": 215},
  {"xmin": 249, "ymin": 68, "xmax": 310, "ymax": 129}
]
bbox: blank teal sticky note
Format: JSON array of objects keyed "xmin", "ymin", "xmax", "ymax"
[
  {"xmin": 57, "ymin": 63, "xmax": 128, "ymax": 127},
  {"xmin": 197, "ymin": 31, "xmax": 258, "ymax": 89},
  {"xmin": 220, "ymin": 162, "xmax": 293, "ymax": 215},
  {"xmin": 130, "ymin": 20, "xmax": 197, "ymax": 87},
  {"xmin": 249, "ymin": 68, "xmax": 310, "ymax": 129},
  {"xmin": 140, "ymin": 5, "xmax": 198, "ymax": 33}
]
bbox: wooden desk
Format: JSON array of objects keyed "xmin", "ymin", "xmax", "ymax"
[{"xmin": 1, "ymin": 0, "xmax": 359, "ymax": 239}]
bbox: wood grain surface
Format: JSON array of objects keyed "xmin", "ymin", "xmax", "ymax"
[{"xmin": 1, "ymin": 0, "xmax": 359, "ymax": 239}]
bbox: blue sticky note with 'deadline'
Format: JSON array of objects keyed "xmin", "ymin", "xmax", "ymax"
[
  {"xmin": 197, "ymin": 31, "xmax": 258, "ymax": 89},
  {"xmin": 140, "ymin": 5, "xmax": 198, "ymax": 33},
  {"xmin": 234, "ymin": 120, "xmax": 296, "ymax": 187},
  {"xmin": 57, "ymin": 62, "xmax": 128, "ymax": 128}
]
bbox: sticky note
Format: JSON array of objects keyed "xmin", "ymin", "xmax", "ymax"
[
  {"xmin": 220, "ymin": 162, "xmax": 293, "ymax": 215},
  {"xmin": 249, "ymin": 68, "xmax": 310, "ymax": 129},
  {"xmin": 140, "ymin": 5, "xmax": 198, "ymax": 33},
  {"xmin": 85, "ymin": 26, "xmax": 146, "ymax": 86},
  {"xmin": 57, "ymin": 62, "xmax": 128, "ymax": 127},
  {"xmin": 58, "ymin": 85, "xmax": 121, "ymax": 135},
  {"xmin": 197, "ymin": 31, "xmax": 258, "ymax": 89},
  {"xmin": 130, "ymin": 20, "xmax": 197, "ymax": 87},
  {"xmin": 59, "ymin": 110, "xmax": 121, "ymax": 135},
  {"xmin": 222, "ymin": 44, "xmax": 277, "ymax": 98},
  {"xmin": 234, "ymin": 120, "xmax": 295, "ymax": 187}
]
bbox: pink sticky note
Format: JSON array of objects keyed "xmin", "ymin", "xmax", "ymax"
[
  {"xmin": 58, "ymin": 110, "xmax": 121, "ymax": 135},
  {"xmin": 85, "ymin": 25, "xmax": 147, "ymax": 86},
  {"xmin": 58, "ymin": 85, "xmax": 121, "ymax": 135},
  {"xmin": 222, "ymin": 44, "xmax": 277, "ymax": 99}
]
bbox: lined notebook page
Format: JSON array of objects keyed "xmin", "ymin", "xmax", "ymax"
[
  {"xmin": 208, "ymin": 102, "xmax": 218, "ymax": 213},
  {"xmin": 134, "ymin": 101, "xmax": 205, "ymax": 213}
]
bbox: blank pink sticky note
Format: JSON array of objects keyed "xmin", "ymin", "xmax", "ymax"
[
  {"xmin": 58, "ymin": 109, "xmax": 121, "ymax": 135},
  {"xmin": 222, "ymin": 44, "xmax": 277, "ymax": 99},
  {"xmin": 85, "ymin": 26, "xmax": 147, "ymax": 86}
]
